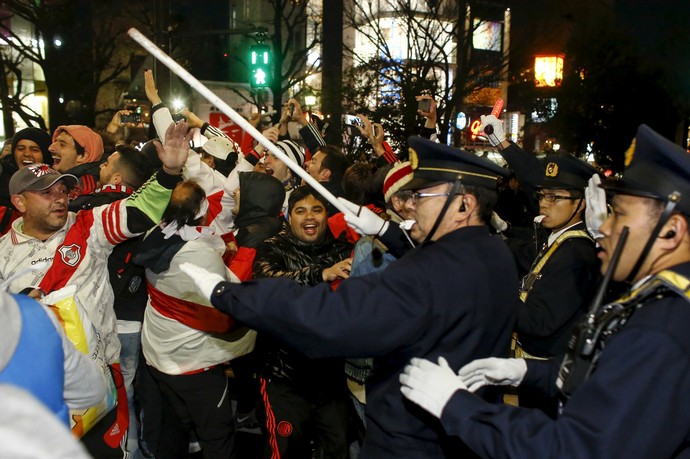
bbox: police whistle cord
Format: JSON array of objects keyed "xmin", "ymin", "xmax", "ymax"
[{"xmin": 127, "ymin": 28, "xmax": 354, "ymax": 218}]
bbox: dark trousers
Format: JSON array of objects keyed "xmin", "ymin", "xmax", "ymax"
[
  {"xmin": 81, "ymin": 408, "xmax": 126, "ymax": 459},
  {"xmin": 149, "ymin": 365, "xmax": 236, "ymax": 459},
  {"xmin": 260, "ymin": 377, "xmax": 349, "ymax": 459}
]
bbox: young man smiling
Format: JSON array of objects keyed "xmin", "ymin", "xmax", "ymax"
[
  {"xmin": 250, "ymin": 186, "xmax": 353, "ymax": 459},
  {"xmin": 49, "ymin": 125, "xmax": 105, "ymax": 198}
]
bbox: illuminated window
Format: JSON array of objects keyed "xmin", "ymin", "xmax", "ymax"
[
  {"xmin": 534, "ymin": 55, "xmax": 564, "ymax": 87},
  {"xmin": 473, "ymin": 19, "xmax": 502, "ymax": 52}
]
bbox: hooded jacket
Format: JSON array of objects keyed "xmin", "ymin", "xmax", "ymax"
[{"xmin": 233, "ymin": 171, "xmax": 285, "ymax": 249}]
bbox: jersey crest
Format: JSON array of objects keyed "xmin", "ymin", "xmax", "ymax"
[{"xmin": 58, "ymin": 243, "xmax": 82, "ymax": 267}]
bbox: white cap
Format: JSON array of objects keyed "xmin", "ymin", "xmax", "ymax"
[{"xmin": 201, "ymin": 137, "xmax": 238, "ymax": 160}]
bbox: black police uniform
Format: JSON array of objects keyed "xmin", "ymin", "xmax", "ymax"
[
  {"xmin": 501, "ymin": 150, "xmax": 602, "ymax": 416},
  {"xmin": 209, "ymin": 137, "xmax": 519, "ymax": 459},
  {"xmin": 431, "ymin": 124, "xmax": 690, "ymax": 458},
  {"xmin": 512, "ymin": 154, "xmax": 602, "ymax": 359}
]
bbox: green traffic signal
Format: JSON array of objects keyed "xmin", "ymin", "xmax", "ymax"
[{"xmin": 249, "ymin": 44, "xmax": 271, "ymax": 88}]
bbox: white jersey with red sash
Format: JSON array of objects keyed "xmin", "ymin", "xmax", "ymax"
[{"xmin": 141, "ymin": 235, "xmax": 256, "ymax": 375}]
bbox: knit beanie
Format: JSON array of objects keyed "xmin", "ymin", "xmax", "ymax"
[
  {"xmin": 275, "ymin": 140, "xmax": 306, "ymax": 167},
  {"xmin": 12, "ymin": 127, "xmax": 52, "ymax": 164},
  {"xmin": 383, "ymin": 161, "xmax": 413, "ymax": 203},
  {"xmin": 52, "ymin": 125, "xmax": 104, "ymax": 163}
]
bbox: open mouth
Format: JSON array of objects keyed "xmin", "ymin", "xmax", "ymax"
[
  {"xmin": 302, "ymin": 223, "xmax": 318, "ymax": 236},
  {"xmin": 21, "ymin": 159, "xmax": 35, "ymax": 166},
  {"xmin": 265, "ymin": 167, "xmax": 274, "ymax": 176}
]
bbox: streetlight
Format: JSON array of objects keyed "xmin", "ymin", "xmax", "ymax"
[{"xmin": 303, "ymin": 90, "xmax": 316, "ymax": 123}]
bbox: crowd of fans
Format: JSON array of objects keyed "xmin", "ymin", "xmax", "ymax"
[{"xmin": 2, "ymin": 66, "xmax": 690, "ymax": 459}]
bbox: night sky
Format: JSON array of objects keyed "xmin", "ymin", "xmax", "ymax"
[{"xmin": 507, "ymin": 0, "xmax": 690, "ymax": 102}]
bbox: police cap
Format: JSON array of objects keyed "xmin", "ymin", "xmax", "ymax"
[
  {"xmin": 402, "ymin": 136, "xmax": 508, "ymax": 191},
  {"xmin": 602, "ymin": 124, "xmax": 690, "ymax": 214},
  {"xmin": 537, "ymin": 154, "xmax": 599, "ymax": 190}
]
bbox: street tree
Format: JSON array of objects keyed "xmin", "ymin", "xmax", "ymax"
[
  {"xmin": 0, "ymin": 0, "xmax": 147, "ymax": 132},
  {"xmin": 548, "ymin": 19, "xmax": 680, "ymax": 172},
  {"xmin": 342, "ymin": 0, "xmax": 509, "ymax": 154}
]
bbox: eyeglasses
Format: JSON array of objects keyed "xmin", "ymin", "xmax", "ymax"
[
  {"xmin": 411, "ymin": 192, "xmax": 463, "ymax": 203},
  {"xmin": 535, "ymin": 192, "xmax": 579, "ymax": 203}
]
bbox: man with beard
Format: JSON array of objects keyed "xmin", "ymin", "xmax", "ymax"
[
  {"xmin": 249, "ymin": 186, "xmax": 352, "ymax": 459},
  {"xmin": 258, "ymin": 134, "xmax": 305, "ymax": 217},
  {"xmin": 0, "ymin": 122, "xmax": 192, "ymax": 458},
  {"xmin": 49, "ymin": 125, "xmax": 105, "ymax": 199}
]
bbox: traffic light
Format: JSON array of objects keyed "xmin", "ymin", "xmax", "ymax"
[{"xmin": 249, "ymin": 44, "xmax": 271, "ymax": 88}]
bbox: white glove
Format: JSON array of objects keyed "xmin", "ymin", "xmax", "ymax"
[
  {"xmin": 480, "ymin": 114, "xmax": 506, "ymax": 147},
  {"xmin": 585, "ymin": 174, "xmax": 607, "ymax": 239},
  {"xmin": 457, "ymin": 357, "xmax": 527, "ymax": 393},
  {"xmin": 399, "ymin": 357, "xmax": 466, "ymax": 419},
  {"xmin": 179, "ymin": 262, "xmax": 225, "ymax": 300},
  {"xmin": 490, "ymin": 211, "xmax": 508, "ymax": 233},
  {"xmin": 338, "ymin": 197, "xmax": 390, "ymax": 237}
]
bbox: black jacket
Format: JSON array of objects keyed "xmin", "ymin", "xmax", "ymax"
[
  {"xmin": 515, "ymin": 222, "xmax": 601, "ymax": 357},
  {"xmin": 253, "ymin": 228, "xmax": 352, "ymax": 384}
]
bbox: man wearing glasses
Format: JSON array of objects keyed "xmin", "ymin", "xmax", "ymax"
[
  {"xmin": 481, "ymin": 115, "xmax": 603, "ymax": 418},
  {"xmin": 179, "ymin": 136, "xmax": 519, "ymax": 459}
]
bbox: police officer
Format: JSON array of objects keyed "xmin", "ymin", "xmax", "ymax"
[
  {"xmin": 180, "ymin": 136, "xmax": 519, "ymax": 459},
  {"xmin": 515, "ymin": 154, "xmax": 603, "ymax": 416},
  {"xmin": 400, "ymin": 124, "xmax": 690, "ymax": 459},
  {"xmin": 481, "ymin": 115, "xmax": 604, "ymax": 416}
]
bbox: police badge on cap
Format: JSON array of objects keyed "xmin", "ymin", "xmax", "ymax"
[
  {"xmin": 603, "ymin": 124, "xmax": 690, "ymax": 215},
  {"xmin": 537, "ymin": 154, "xmax": 599, "ymax": 190},
  {"xmin": 402, "ymin": 136, "xmax": 508, "ymax": 191}
]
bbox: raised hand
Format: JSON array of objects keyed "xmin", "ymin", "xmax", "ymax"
[
  {"xmin": 144, "ymin": 69, "xmax": 162, "ymax": 106},
  {"xmin": 155, "ymin": 121, "xmax": 194, "ymax": 175}
]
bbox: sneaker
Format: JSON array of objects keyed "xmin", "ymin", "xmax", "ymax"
[{"xmin": 235, "ymin": 409, "xmax": 260, "ymax": 432}]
